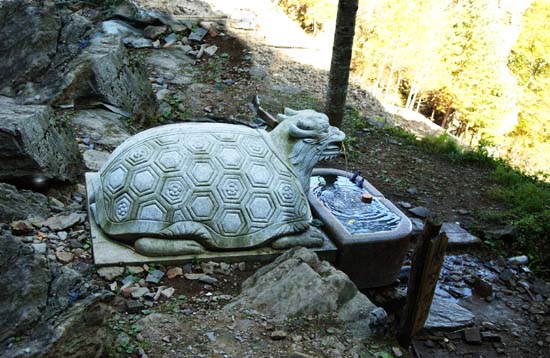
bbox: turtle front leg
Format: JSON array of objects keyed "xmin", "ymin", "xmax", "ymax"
[
  {"xmin": 135, "ymin": 238, "xmax": 205, "ymax": 256},
  {"xmin": 271, "ymin": 227, "xmax": 325, "ymax": 250}
]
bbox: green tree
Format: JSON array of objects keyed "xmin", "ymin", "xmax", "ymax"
[{"xmin": 507, "ymin": 0, "xmax": 550, "ymax": 174}]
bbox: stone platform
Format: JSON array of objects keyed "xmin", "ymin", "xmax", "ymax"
[{"xmin": 86, "ymin": 173, "xmax": 337, "ymax": 266}]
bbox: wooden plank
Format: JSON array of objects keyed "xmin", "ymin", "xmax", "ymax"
[{"xmin": 398, "ymin": 219, "xmax": 448, "ymax": 347}]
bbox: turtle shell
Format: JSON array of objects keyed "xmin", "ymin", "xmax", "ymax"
[{"xmin": 92, "ymin": 123, "xmax": 311, "ymax": 250}]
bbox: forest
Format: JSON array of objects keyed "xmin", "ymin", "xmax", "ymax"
[{"xmin": 278, "ymin": 0, "xmax": 550, "ymax": 177}]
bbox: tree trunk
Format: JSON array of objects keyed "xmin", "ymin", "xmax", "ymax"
[
  {"xmin": 325, "ymin": 0, "xmax": 359, "ymax": 128},
  {"xmin": 383, "ymin": 53, "xmax": 397, "ymax": 104},
  {"xmin": 440, "ymin": 107, "xmax": 452, "ymax": 129},
  {"xmin": 415, "ymin": 94, "xmax": 423, "ymax": 112},
  {"xmin": 393, "ymin": 72, "xmax": 403, "ymax": 106},
  {"xmin": 373, "ymin": 55, "xmax": 388, "ymax": 97}
]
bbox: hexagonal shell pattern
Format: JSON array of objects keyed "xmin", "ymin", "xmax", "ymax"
[{"xmin": 94, "ymin": 123, "xmax": 311, "ymax": 249}]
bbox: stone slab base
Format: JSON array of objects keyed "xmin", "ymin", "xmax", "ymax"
[{"xmin": 86, "ymin": 173, "xmax": 337, "ymax": 266}]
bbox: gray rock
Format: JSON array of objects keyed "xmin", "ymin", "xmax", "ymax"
[
  {"xmin": 156, "ymin": 89, "xmax": 171, "ymax": 101},
  {"xmin": 131, "ymin": 287, "xmax": 149, "ymax": 299},
  {"xmin": 0, "ymin": 0, "xmax": 59, "ymax": 95},
  {"xmin": 0, "ymin": 97, "xmax": 81, "ymax": 182},
  {"xmin": 144, "ymin": 48, "xmax": 195, "ymax": 83},
  {"xmin": 102, "ymin": 20, "xmax": 143, "ymax": 37},
  {"xmin": 463, "ymin": 327, "xmax": 482, "ymax": 344},
  {"xmin": 410, "ymin": 217, "xmax": 424, "ymax": 237},
  {"xmin": 392, "ymin": 347, "xmax": 403, "ymax": 357},
  {"xmin": 188, "ymin": 28, "xmax": 208, "ymax": 42},
  {"xmin": 163, "ymin": 33, "xmax": 178, "ymax": 48},
  {"xmin": 83, "ymin": 149, "xmax": 110, "ymax": 171},
  {"xmin": 0, "ymin": 231, "xmax": 111, "ymax": 357},
  {"xmin": 0, "ymin": 183, "xmax": 50, "ymax": 223},
  {"xmin": 398, "ymin": 201, "xmax": 412, "ymax": 209},
  {"xmin": 56, "ymin": 35, "xmax": 158, "ymax": 124},
  {"xmin": 0, "ymin": 1, "xmax": 93, "ymax": 102},
  {"xmin": 533, "ymin": 279, "xmax": 550, "ymax": 298},
  {"xmin": 121, "ymin": 275, "xmax": 136, "ymax": 286},
  {"xmin": 42, "ymin": 213, "xmax": 86, "ymax": 231},
  {"xmin": 144, "ymin": 25, "xmax": 167, "ymax": 40},
  {"xmin": 55, "ymin": 251, "xmax": 74, "ymax": 264},
  {"xmin": 481, "ymin": 331, "xmax": 502, "ymax": 342},
  {"xmin": 425, "ymin": 296, "xmax": 475, "ymax": 331},
  {"xmin": 184, "ymin": 273, "xmax": 218, "ymax": 285},
  {"xmin": 145, "ymin": 269, "xmax": 165, "ymax": 284},
  {"xmin": 97, "ymin": 266, "xmax": 125, "ymax": 281},
  {"xmin": 71, "ymin": 110, "xmax": 130, "ymax": 147},
  {"xmin": 248, "ymin": 64, "xmax": 267, "ymax": 80},
  {"xmin": 270, "ymin": 330, "xmax": 287, "ymax": 340},
  {"xmin": 109, "ymin": 3, "xmax": 167, "ymax": 26},
  {"xmin": 127, "ymin": 266, "xmax": 145, "ymax": 275},
  {"xmin": 171, "ymin": 23, "xmax": 188, "ymax": 33},
  {"xmin": 204, "ymin": 45, "xmax": 218, "ymax": 56},
  {"xmin": 499, "ymin": 268, "xmax": 515, "ymax": 283},
  {"xmin": 441, "ymin": 222, "xmax": 481, "ymax": 247},
  {"xmin": 125, "ymin": 299, "xmax": 144, "ymax": 313},
  {"xmin": 408, "ymin": 206, "xmax": 431, "ymax": 218},
  {"xmin": 472, "ymin": 277, "xmax": 493, "ymax": 298},
  {"xmin": 205, "ymin": 331, "xmax": 216, "ymax": 342},
  {"xmin": 485, "ymin": 226, "xmax": 517, "ymax": 242},
  {"xmin": 32, "ymin": 243, "xmax": 47, "ymax": 255},
  {"xmin": 122, "ymin": 36, "xmax": 153, "ymax": 49},
  {"xmin": 161, "ymin": 287, "xmax": 175, "ymax": 298},
  {"xmin": 508, "ymin": 255, "xmax": 528, "ymax": 265},
  {"xmin": 224, "ymin": 248, "xmax": 385, "ymax": 336}
]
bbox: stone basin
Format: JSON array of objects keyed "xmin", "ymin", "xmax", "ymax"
[{"xmin": 309, "ymin": 168, "xmax": 412, "ymax": 288}]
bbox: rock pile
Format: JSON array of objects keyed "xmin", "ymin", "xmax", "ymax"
[{"xmin": 225, "ymin": 248, "xmax": 387, "ymax": 336}]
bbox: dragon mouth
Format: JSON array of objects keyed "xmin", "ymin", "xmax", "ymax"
[{"xmin": 320, "ymin": 143, "xmax": 343, "ymax": 161}]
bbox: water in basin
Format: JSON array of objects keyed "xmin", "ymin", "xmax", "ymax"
[{"xmin": 310, "ymin": 175, "xmax": 402, "ymax": 234}]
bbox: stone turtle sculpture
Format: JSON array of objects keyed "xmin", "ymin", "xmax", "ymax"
[{"xmin": 89, "ymin": 108, "xmax": 345, "ymax": 256}]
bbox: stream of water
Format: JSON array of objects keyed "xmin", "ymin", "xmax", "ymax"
[{"xmin": 310, "ymin": 175, "xmax": 402, "ymax": 234}]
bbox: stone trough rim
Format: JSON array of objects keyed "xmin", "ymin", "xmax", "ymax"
[{"xmin": 309, "ymin": 167, "xmax": 413, "ymax": 246}]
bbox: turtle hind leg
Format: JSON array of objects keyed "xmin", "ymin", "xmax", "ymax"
[
  {"xmin": 160, "ymin": 221, "xmax": 211, "ymax": 240},
  {"xmin": 135, "ymin": 238, "xmax": 205, "ymax": 256},
  {"xmin": 271, "ymin": 227, "xmax": 325, "ymax": 250},
  {"xmin": 134, "ymin": 222, "xmax": 211, "ymax": 257}
]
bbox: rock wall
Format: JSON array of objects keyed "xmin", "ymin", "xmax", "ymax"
[
  {"xmin": 0, "ymin": 96, "xmax": 82, "ymax": 182},
  {"xmin": 0, "ymin": 0, "xmax": 157, "ymax": 123},
  {"xmin": 0, "ymin": 231, "xmax": 112, "ymax": 357}
]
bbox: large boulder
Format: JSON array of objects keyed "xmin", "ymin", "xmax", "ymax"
[
  {"xmin": 0, "ymin": 96, "xmax": 81, "ymax": 182},
  {"xmin": 54, "ymin": 34, "xmax": 158, "ymax": 123},
  {"xmin": 71, "ymin": 109, "xmax": 131, "ymax": 148},
  {"xmin": 0, "ymin": 231, "xmax": 112, "ymax": 357},
  {"xmin": 224, "ymin": 248, "xmax": 387, "ymax": 335},
  {"xmin": 0, "ymin": 0, "xmax": 157, "ymax": 123},
  {"xmin": 0, "ymin": 0, "xmax": 60, "ymax": 95},
  {"xmin": 0, "ymin": 0, "xmax": 92, "ymax": 101},
  {"xmin": 0, "ymin": 183, "xmax": 50, "ymax": 223}
]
